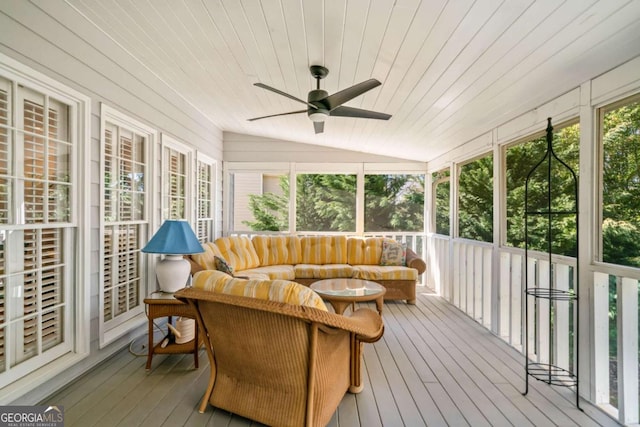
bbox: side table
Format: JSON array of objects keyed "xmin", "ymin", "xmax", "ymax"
[{"xmin": 144, "ymin": 291, "xmax": 199, "ymax": 370}]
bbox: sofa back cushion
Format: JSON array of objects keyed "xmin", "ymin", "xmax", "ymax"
[
  {"xmin": 190, "ymin": 242, "xmax": 224, "ymax": 271},
  {"xmin": 347, "ymin": 237, "xmax": 384, "ymax": 265},
  {"xmin": 300, "ymin": 236, "xmax": 348, "ymax": 264},
  {"xmin": 252, "ymin": 235, "xmax": 302, "ymax": 266},
  {"xmin": 214, "ymin": 236, "xmax": 261, "ymax": 271},
  {"xmin": 193, "ymin": 270, "xmax": 327, "ymax": 311}
]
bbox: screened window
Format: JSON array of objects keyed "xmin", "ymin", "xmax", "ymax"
[
  {"xmin": 196, "ymin": 154, "xmax": 215, "ymax": 242},
  {"xmin": 0, "ymin": 76, "xmax": 75, "ymax": 384},
  {"xmin": 229, "ymin": 172, "xmax": 289, "ymax": 232},
  {"xmin": 432, "ymin": 169, "xmax": 450, "ymax": 235},
  {"xmin": 101, "ymin": 106, "xmax": 152, "ymax": 337},
  {"xmin": 600, "ymin": 95, "xmax": 640, "ymax": 267},
  {"xmin": 364, "ymin": 174, "xmax": 424, "ymax": 232},
  {"xmin": 504, "ymin": 122, "xmax": 579, "ymax": 255},
  {"xmin": 458, "ymin": 154, "xmax": 493, "ymax": 242},
  {"xmin": 296, "ymin": 174, "xmax": 356, "ymax": 232}
]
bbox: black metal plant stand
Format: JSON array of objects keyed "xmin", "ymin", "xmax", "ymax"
[{"xmin": 523, "ymin": 118, "xmax": 580, "ymax": 409}]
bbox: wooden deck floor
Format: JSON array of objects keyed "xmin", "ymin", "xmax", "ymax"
[{"xmin": 46, "ymin": 287, "xmax": 619, "ymax": 426}]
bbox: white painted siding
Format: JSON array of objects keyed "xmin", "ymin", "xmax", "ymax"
[{"xmin": 0, "ymin": 2, "xmax": 222, "ymax": 404}]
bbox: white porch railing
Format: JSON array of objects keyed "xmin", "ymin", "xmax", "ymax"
[
  {"xmin": 428, "ymin": 233, "xmax": 640, "ymax": 424},
  {"xmin": 593, "ymin": 268, "xmax": 639, "ymax": 424}
]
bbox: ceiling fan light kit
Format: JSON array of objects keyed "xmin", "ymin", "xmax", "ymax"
[{"xmin": 250, "ymin": 65, "xmax": 391, "ymax": 134}]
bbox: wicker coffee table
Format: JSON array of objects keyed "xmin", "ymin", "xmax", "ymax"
[{"xmin": 310, "ymin": 278, "xmax": 386, "ymax": 315}]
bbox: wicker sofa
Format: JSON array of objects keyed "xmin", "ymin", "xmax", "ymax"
[
  {"xmin": 175, "ymin": 275, "xmax": 384, "ymax": 427},
  {"xmin": 188, "ymin": 235, "xmax": 426, "ymax": 304}
]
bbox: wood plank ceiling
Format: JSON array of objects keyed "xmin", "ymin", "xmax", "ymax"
[{"xmin": 64, "ymin": 0, "xmax": 640, "ymax": 162}]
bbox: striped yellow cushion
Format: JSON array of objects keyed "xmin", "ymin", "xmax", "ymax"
[
  {"xmin": 347, "ymin": 237, "xmax": 384, "ymax": 265},
  {"xmin": 300, "ymin": 236, "xmax": 348, "ymax": 264},
  {"xmin": 294, "ymin": 264, "xmax": 354, "ymax": 279},
  {"xmin": 193, "ymin": 270, "xmax": 327, "ymax": 311},
  {"xmin": 239, "ymin": 265, "xmax": 296, "ymax": 280},
  {"xmin": 352, "ymin": 265, "xmax": 418, "ymax": 281},
  {"xmin": 190, "ymin": 242, "xmax": 224, "ymax": 270},
  {"xmin": 252, "ymin": 235, "xmax": 302, "ymax": 266},
  {"xmin": 214, "ymin": 236, "xmax": 261, "ymax": 271}
]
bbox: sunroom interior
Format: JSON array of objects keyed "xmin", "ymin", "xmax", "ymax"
[{"xmin": 1, "ymin": 1, "xmax": 640, "ymax": 426}]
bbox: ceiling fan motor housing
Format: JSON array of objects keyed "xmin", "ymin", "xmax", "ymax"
[{"xmin": 308, "ymin": 89, "xmax": 329, "ymax": 122}]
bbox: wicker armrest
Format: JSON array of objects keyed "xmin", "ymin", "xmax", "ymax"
[
  {"xmin": 405, "ymin": 248, "xmax": 426, "ymax": 274},
  {"xmin": 346, "ymin": 309, "xmax": 384, "ymax": 343}
]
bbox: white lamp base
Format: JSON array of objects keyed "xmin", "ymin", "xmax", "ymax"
[{"xmin": 155, "ymin": 255, "xmax": 191, "ymax": 293}]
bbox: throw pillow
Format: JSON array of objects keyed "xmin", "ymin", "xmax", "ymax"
[
  {"xmin": 214, "ymin": 255, "xmax": 234, "ymax": 276},
  {"xmin": 380, "ymin": 240, "xmax": 406, "ymax": 266}
]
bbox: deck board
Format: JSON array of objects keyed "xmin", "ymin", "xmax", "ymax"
[{"xmin": 45, "ymin": 286, "xmax": 619, "ymax": 426}]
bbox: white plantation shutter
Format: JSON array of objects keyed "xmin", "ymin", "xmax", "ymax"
[
  {"xmin": 0, "ymin": 86, "xmax": 9, "ymax": 224},
  {"xmin": 0, "ymin": 75, "xmax": 75, "ymax": 386},
  {"xmin": 165, "ymin": 147, "xmax": 186, "ymax": 220},
  {"xmin": 100, "ymin": 107, "xmax": 151, "ymax": 342}
]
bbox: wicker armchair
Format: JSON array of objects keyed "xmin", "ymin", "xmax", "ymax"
[{"xmin": 174, "ymin": 287, "xmax": 384, "ymax": 427}]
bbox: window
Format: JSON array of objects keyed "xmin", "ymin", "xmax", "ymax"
[
  {"xmin": 162, "ymin": 136, "xmax": 192, "ymax": 221},
  {"xmin": 196, "ymin": 153, "xmax": 216, "ymax": 242},
  {"xmin": 599, "ymin": 95, "xmax": 640, "ymax": 267},
  {"xmin": 100, "ymin": 105, "xmax": 155, "ymax": 344},
  {"xmin": 432, "ymin": 169, "xmax": 450, "ymax": 235},
  {"xmin": 364, "ymin": 174, "xmax": 424, "ymax": 232},
  {"xmin": 0, "ymin": 61, "xmax": 87, "ymax": 390},
  {"xmin": 504, "ymin": 122, "xmax": 579, "ymax": 255},
  {"xmin": 458, "ymin": 154, "xmax": 493, "ymax": 242},
  {"xmin": 229, "ymin": 172, "xmax": 289, "ymax": 232},
  {"xmin": 296, "ymin": 174, "xmax": 356, "ymax": 232}
]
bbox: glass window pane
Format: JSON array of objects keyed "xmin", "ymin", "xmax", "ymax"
[
  {"xmin": 458, "ymin": 155, "xmax": 493, "ymax": 242},
  {"xmin": 601, "ymin": 97, "xmax": 640, "ymax": 267},
  {"xmin": 505, "ymin": 122, "xmax": 579, "ymax": 255},
  {"xmin": 432, "ymin": 169, "xmax": 450, "ymax": 236},
  {"xmin": 231, "ymin": 172, "xmax": 289, "ymax": 232},
  {"xmin": 296, "ymin": 174, "xmax": 356, "ymax": 232},
  {"xmin": 364, "ymin": 174, "xmax": 424, "ymax": 232}
]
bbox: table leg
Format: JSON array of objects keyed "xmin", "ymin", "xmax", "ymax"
[
  {"xmin": 375, "ymin": 296, "xmax": 384, "ymax": 315},
  {"xmin": 330, "ymin": 301, "xmax": 350, "ymax": 315},
  {"xmin": 146, "ymin": 310, "xmax": 154, "ymax": 370}
]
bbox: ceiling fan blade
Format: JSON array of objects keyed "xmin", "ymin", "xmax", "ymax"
[
  {"xmin": 254, "ymin": 83, "xmax": 318, "ymax": 109},
  {"xmin": 247, "ymin": 110, "xmax": 307, "ymax": 122},
  {"xmin": 323, "ymin": 79, "xmax": 381, "ymax": 110},
  {"xmin": 313, "ymin": 121, "xmax": 324, "ymax": 134},
  {"xmin": 330, "ymin": 106, "xmax": 391, "ymax": 120}
]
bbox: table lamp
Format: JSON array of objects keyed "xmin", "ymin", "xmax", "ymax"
[{"xmin": 142, "ymin": 220, "xmax": 204, "ymax": 293}]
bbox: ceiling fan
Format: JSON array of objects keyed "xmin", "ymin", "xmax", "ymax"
[{"xmin": 248, "ymin": 65, "xmax": 391, "ymax": 134}]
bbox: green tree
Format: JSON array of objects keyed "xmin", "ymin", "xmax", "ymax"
[
  {"xmin": 432, "ymin": 170, "xmax": 450, "ymax": 235},
  {"xmin": 242, "ymin": 176, "xmax": 289, "ymax": 231},
  {"xmin": 505, "ymin": 123, "xmax": 580, "ymax": 256},
  {"xmin": 458, "ymin": 155, "xmax": 493, "ymax": 242},
  {"xmin": 601, "ymin": 101, "xmax": 640, "ymax": 266},
  {"xmin": 364, "ymin": 174, "xmax": 424, "ymax": 232},
  {"xmin": 243, "ymin": 173, "xmax": 425, "ymax": 233}
]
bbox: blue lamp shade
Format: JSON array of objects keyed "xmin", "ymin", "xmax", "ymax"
[
  {"xmin": 142, "ymin": 220, "xmax": 204, "ymax": 293},
  {"xmin": 142, "ymin": 220, "xmax": 204, "ymax": 255}
]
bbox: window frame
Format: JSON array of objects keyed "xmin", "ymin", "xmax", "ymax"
[
  {"xmin": 161, "ymin": 135, "xmax": 193, "ymax": 222},
  {"xmin": 195, "ymin": 152, "xmax": 216, "ymax": 242},
  {"xmin": 98, "ymin": 104, "xmax": 157, "ymax": 347},
  {"xmin": 0, "ymin": 53, "xmax": 90, "ymax": 401}
]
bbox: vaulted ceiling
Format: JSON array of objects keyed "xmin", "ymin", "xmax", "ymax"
[{"xmin": 65, "ymin": 0, "xmax": 640, "ymax": 162}]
